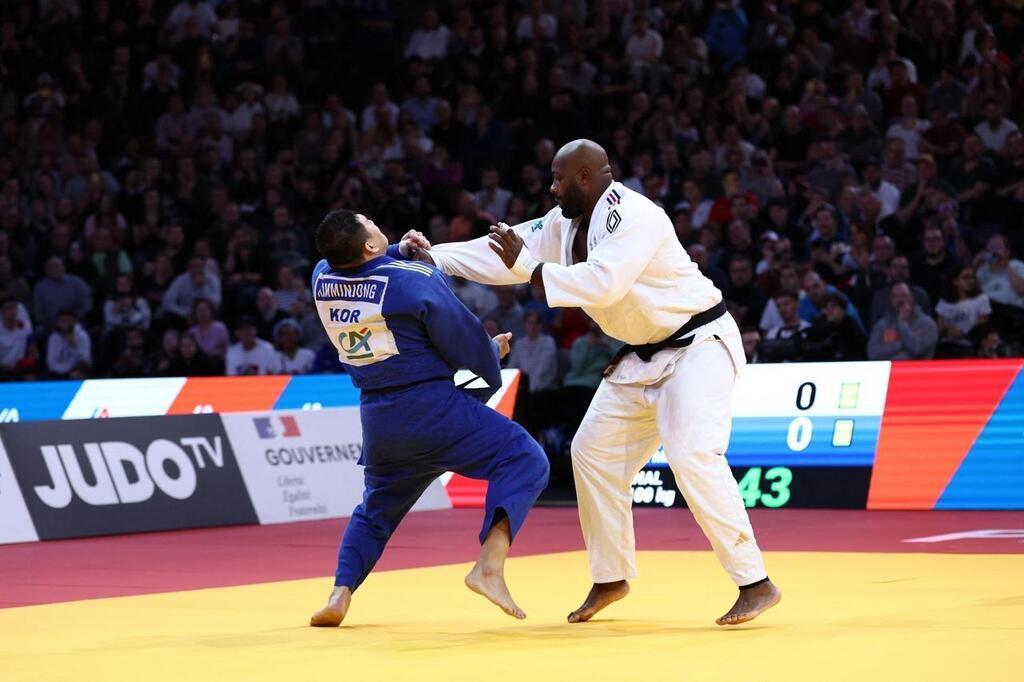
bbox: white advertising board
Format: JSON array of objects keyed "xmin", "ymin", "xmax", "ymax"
[{"xmin": 224, "ymin": 408, "xmax": 451, "ymax": 524}]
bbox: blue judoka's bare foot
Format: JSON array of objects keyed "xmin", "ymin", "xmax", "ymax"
[
  {"xmin": 309, "ymin": 586, "xmax": 352, "ymax": 627},
  {"xmin": 716, "ymin": 580, "xmax": 781, "ymax": 625},
  {"xmin": 464, "ymin": 517, "xmax": 526, "ymax": 619},
  {"xmin": 567, "ymin": 580, "xmax": 630, "ymax": 622}
]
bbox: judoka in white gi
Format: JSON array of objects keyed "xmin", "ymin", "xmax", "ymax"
[{"xmin": 403, "ymin": 140, "xmax": 782, "ymax": 625}]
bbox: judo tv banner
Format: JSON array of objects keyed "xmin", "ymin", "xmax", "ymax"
[
  {"xmin": 0, "ymin": 414, "xmax": 258, "ymax": 540},
  {"xmin": 222, "ymin": 408, "xmax": 451, "ymax": 524}
]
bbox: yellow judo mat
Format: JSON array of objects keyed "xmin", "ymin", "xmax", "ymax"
[{"xmin": 1, "ymin": 550, "xmax": 1020, "ymax": 682}]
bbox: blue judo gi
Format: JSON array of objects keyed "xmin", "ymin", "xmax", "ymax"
[{"xmin": 311, "ymin": 246, "xmax": 549, "ymax": 590}]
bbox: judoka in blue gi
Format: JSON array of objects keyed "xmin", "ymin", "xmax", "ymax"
[{"xmin": 308, "ymin": 209, "xmax": 549, "ymax": 627}]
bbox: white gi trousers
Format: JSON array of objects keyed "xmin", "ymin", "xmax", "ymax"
[{"xmin": 571, "ymin": 333, "xmax": 767, "ymax": 587}]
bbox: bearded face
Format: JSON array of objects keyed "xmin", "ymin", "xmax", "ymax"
[{"xmin": 558, "ymin": 178, "xmax": 586, "ymax": 219}]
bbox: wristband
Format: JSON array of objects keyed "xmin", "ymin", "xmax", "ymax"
[{"xmin": 511, "ymin": 246, "xmax": 541, "ymax": 280}]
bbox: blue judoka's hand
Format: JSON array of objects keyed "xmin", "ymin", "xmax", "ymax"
[
  {"xmin": 399, "ymin": 229, "xmax": 432, "ymax": 258},
  {"xmin": 493, "ymin": 332, "xmax": 512, "ymax": 359}
]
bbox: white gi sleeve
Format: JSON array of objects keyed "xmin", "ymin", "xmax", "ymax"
[
  {"xmin": 542, "ymin": 204, "xmax": 668, "ymax": 309},
  {"xmin": 429, "ymin": 209, "xmax": 562, "ymax": 285}
]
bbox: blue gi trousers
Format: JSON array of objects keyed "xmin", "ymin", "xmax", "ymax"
[{"xmin": 335, "ymin": 379, "xmax": 549, "ymax": 589}]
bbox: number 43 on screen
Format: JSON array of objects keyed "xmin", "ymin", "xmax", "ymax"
[{"xmin": 737, "ymin": 466, "xmax": 792, "ymax": 508}]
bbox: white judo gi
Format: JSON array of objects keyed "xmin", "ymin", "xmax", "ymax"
[{"xmin": 430, "ymin": 182, "xmax": 767, "ymax": 587}]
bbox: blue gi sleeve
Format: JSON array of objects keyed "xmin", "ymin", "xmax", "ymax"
[
  {"xmin": 419, "ymin": 272, "xmax": 502, "ymax": 390},
  {"xmin": 386, "ymin": 244, "xmax": 407, "ymax": 260}
]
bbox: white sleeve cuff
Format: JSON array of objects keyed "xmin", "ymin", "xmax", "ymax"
[{"xmin": 511, "ymin": 246, "xmax": 541, "ymax": 280}]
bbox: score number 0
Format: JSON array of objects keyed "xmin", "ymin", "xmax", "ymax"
[
  {"xmin": 737, "ymin": 381, "xmax": 816, "ymax": 508},
  {"xmin": 786, "ymin": 381, "xmax": 816, "ymax": 452}
]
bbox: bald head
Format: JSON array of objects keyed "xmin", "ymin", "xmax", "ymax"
[
  {"xmin": 550, "ymin": 139, "xmax": 614, "ymax": 219},
  {"xmin": 554, "ymin": 139, "xmax": 611, "ymax": 173}
]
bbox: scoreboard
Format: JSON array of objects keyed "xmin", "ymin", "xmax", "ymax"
[
  {"xmin": 634, "ymin": 363, "xmax": 890, "ymax": 510},
  {"xmin": 632, "ymin": 359, "xmax": 1024, "ymax": 510}
]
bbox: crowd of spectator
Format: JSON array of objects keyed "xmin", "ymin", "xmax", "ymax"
[{"xmin": 0, "ymin": 0, "xmax": 1023, "ymax": 394}]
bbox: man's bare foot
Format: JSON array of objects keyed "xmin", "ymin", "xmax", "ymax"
[
  {"xmin": 716, "ymin": 580, "xmax": 781, "ymax": 626},
  {"xmin": 465, "ymin": 564, "xmax": 526, "ymax": 619},
  {"xmin": 309, "ymin": 586, "xmax": 352, "ymax": 627},
  {"xmin": 567, "ymin": 580, "xmax": 630, "ymax": 623}
]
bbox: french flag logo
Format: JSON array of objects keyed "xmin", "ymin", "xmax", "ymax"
[
  {"xmin": 605, "ymin": 189, "xmax": 621, "ymax": 207},
  {"xmin": 254, "ymin": 416, "xmax": 301, "ymax": 439}
]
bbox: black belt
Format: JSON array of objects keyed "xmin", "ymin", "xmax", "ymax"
[{"xmin": 604, "ymin": 300, "xmax": 728, "ymax": 374}]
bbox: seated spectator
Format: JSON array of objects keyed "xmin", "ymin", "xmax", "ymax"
[
  {"xmin": 253, "ymin": 286, "xmax": 290, "ymax": 341},
  {"xmin": 839, "ymin": 105, "xmax": 883, "ymax": 168},
  {"xmin": 0, "ymin": 298, "xmax": 35, "ymax": 378},
  {"xmin": 911, "ymin": 225, "xmax": 963, "ymax": 305},
  {"xmin": 625, "ymin": 14, "xmax": 664, "ymax": 94},
  {"xmin": 0, "ymin": 256, "xmax": 30, "ymax": 307},
  {"xmin": 868, "ymin": 283, "xmax": 938, "ymax": 360},
  {"xmin": 975, "ymin": 234, "xmax": 1024, "ymax": 337},
  {"xmin": 936, "ymin": 265, "xmax": 991, "ymax": 358},
  {"xmin": 188, "ymin": 298, "xmax": 230, "ymax": 358},
  {"xmin": 677, "ymin": 179, "xmax": 714, "ymax": 230},
  {"xmin": 474, "ymin": 167, "xmax": 513, "ymax": 221},
  {"xmin": 807, "ymin": 207, "xmax": 850, "ymax": 282},
  {"xmin": 169, "ymin": 333, "xmax": 218, "ymax": 376},
  {"xmin": 741, "ymin": 326, "xmax": 761, "ymax": 364},
  {"xmin": 800, "ymin": 271, "xmax": 864, "ymax": 330},
  {"xmin": 522, "ymin": 283, "xmax": 555, "ymax": 328},
  {"xmin": 860, "ymin": 158, "xmax": 900, "ymax": 218},
  {"xmin": 880, "ymin": 138, "xmax": 917, "ymax": 194},
  {"xmin": 405, "ymin": 9, "xmax": 449, "ymax": 61},
  {"xmin": 161, "ymin": 254, "xmax": 222, "ymax": 324},
  {"xmin": 805, "ymin": 293, "xmax": 868, "ymax": 361},
  {"xmin": 141, "ymin": 253, "xmax": 178, "ymax": 314},
  {"xmin": 46, "ymin": 309, "xmax": 92, "ymax": 378},
  {"xmin": 974, "ymin": 100, "xmax": 1019, "ymax": 156},
  {"xmin": 885, "ymin": 95, "xmax": 929, "ymax": 160},
  {"xmin": 947, "ymin": 133, "xmax": 997, "ymax": 224},
  {"xmin": 485, "ymin": 286, "xmax": 526, "ymax": 339},
  {"xmin": 871, "ymin": 256, "xmax": 931, "ymax": 324},
  {"xmin": 759, "ymin": 263, "xmax": 803, "ymax": 332},
  {"xmin": 563, "ymin": 321, "xmax": 622, "ymax": 391},
  {"xmin": 724, "ymin": 254, "xmax": 767, "ymax": 328},
  {"xmin": 272, "ymin": 265, "xmax": 309, "ymax": 318},
  {"xmin": 110, "ymin": 327, "xmax": 148, "ymax": 378},
  {"xmin": 516, "ymin": 0, "xmax": 557, "ymax": 42},
  {"xmin": 920, "ymin": 107, "xmax": 965, "ymax": 166},
  {"xmin": 687, "ymin": 243, "xmax": 728, "ymax": 293},
  {"xmin": 448, "ymin": 192, "xmax": 494, "ymax": 241},
  {"xmin": 765, "ymin": 292, "xmax": 810, "ymax": 341},
  {"xmin": 976, "ymin": 235, "xmax": 1024, "ymax": 311},
  {"xmin": 448, "ymin": 276, "xmax": 497, "ymax": 319},
  {"xmin": 509, "ymin": 312, "xmax": 559, "ymax": 393},
  {"xmin": 760, "ymin": 291, "xmax": 811, "ymax": 362},
  {"xmin": 103, "ymin": 275, "xmax": 152, "ymax": 335},
  {"xmin": 33, "ymin": 257, "xmax": 92, "ymax": 334},
  {"xmin": 225, "ymin": 316, "xmax": 277, "ymax": 376},
  {"xmin": 973, "ymin": 323, "xmax": 1013, "ymax": 358},
  {"xmin": 274, "ymin": 319, "xmax": 314, "ymax": 374},
  {"xmin": 703, "ymin": 1, "xmax": 748, "ymax": 73},
  {"xmin": 152, "ymin": 329, "xmax": 181, "ymax": 376}
]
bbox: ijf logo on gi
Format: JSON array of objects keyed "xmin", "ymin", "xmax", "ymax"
[
  {"xmin": 339, "ymin": 327, "xmax": 373, "ymax": 360},
  {"xmin": 606, "ymin": 209, "xmax": 621, "ymax": 233},
  {"xmin": 253, "ymin": 416, "xmax": 301, "ymax": 439}
]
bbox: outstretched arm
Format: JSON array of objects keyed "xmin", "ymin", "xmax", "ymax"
[
  {"xmin": 419, "ymin": 212, "xmax": 563, "ymax": 285},
  {"xmin": 487, "ymin": 209, "xmax": 666, "ymax": 309}
]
